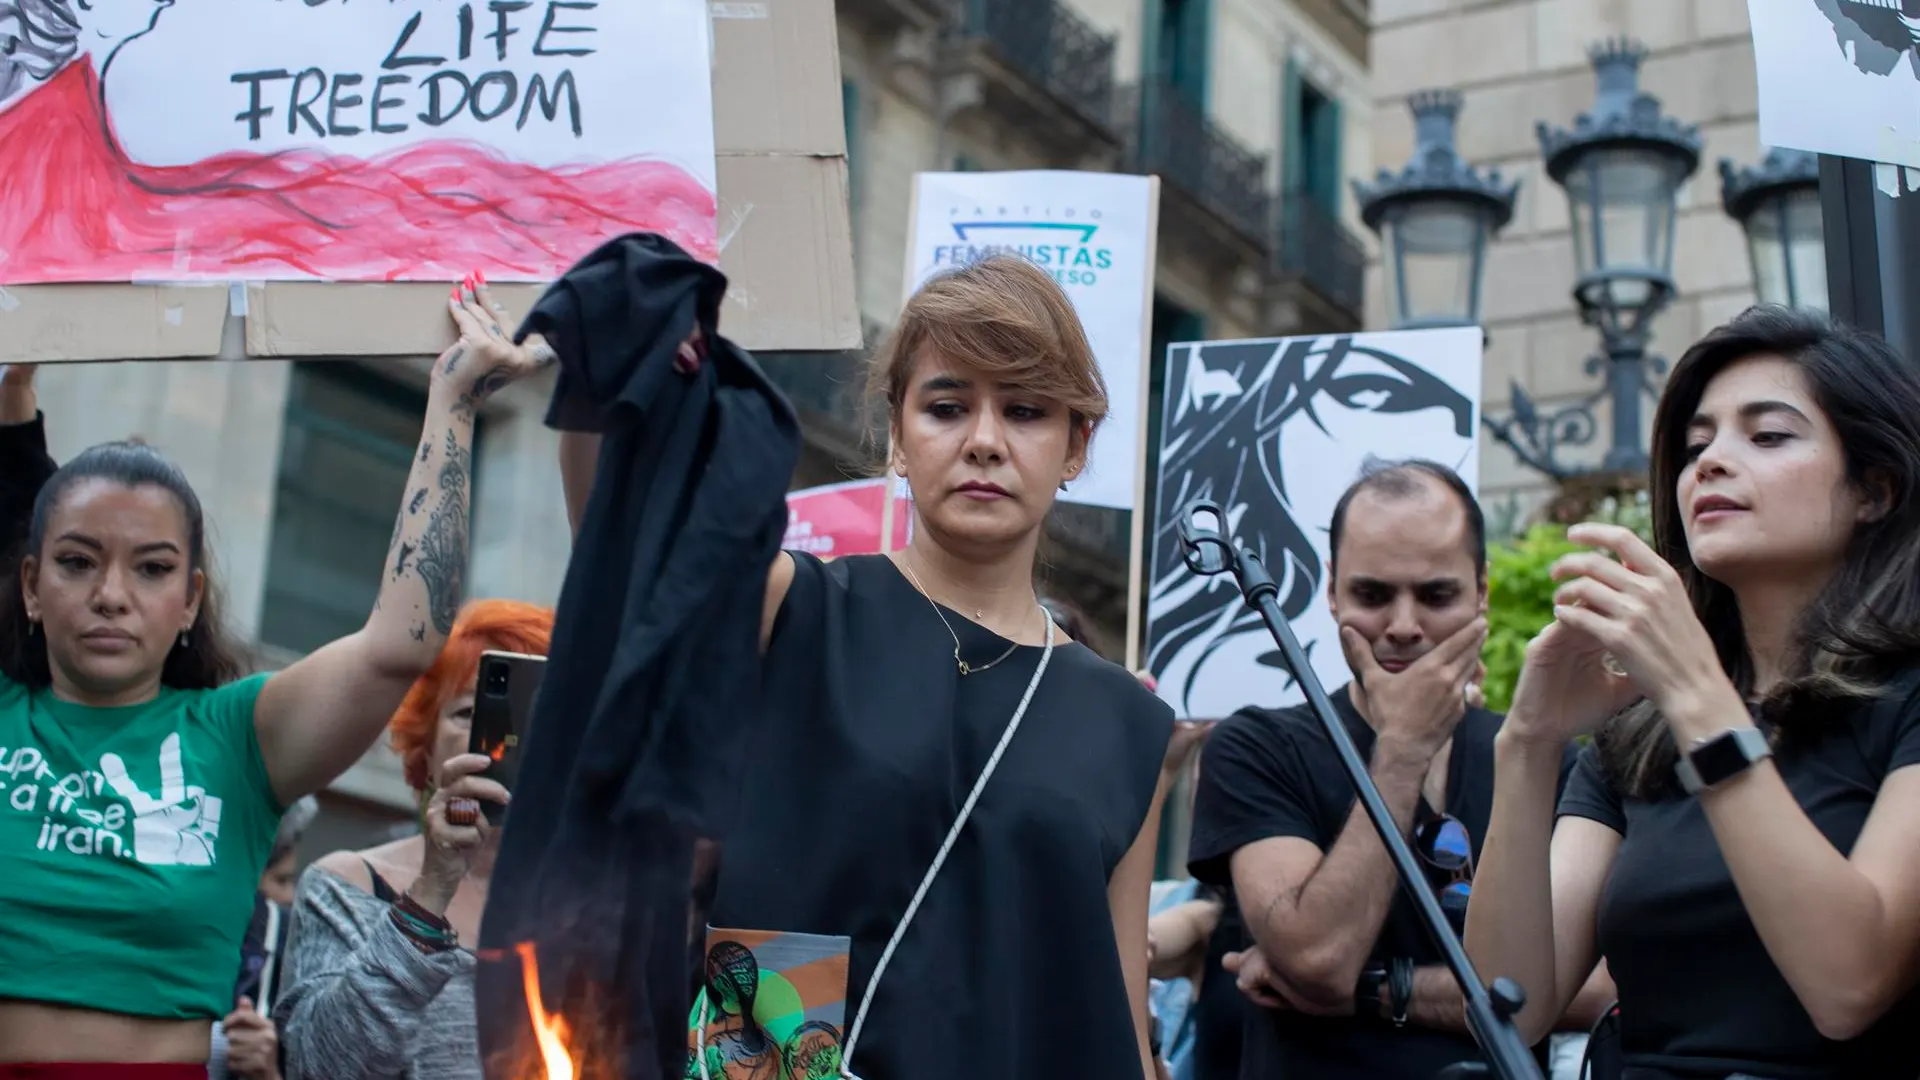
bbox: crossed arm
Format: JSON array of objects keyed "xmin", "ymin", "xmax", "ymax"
[{"xmin": 1228, "ymin": 742, "xmax": 1471, "ymax": 1028}]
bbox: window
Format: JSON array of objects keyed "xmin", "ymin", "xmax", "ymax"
[
  {"xmin": 1284, "ymin": 59, "xmax": 1344, "ymax": 214},
  {"xmin": 261, "ymin": 364, "xmax": 439, "ymax": 655},
  {"xmin": 1153, "ymin": 0, "xmax": 1211, "ymax": 109}
]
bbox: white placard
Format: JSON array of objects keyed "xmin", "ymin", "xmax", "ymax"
[
  {"xmin": 1750, "ymin": 0, "xmax": 1920, "ymax": 168},
  {"xmin": 904, "ymin": 171, "xmax": 1157, "ymax": 512},
  {"xmin": 1143, "ymin": 327, "xmax": 1485, "ymax": 720},
  {"xmin": 0, "ymin": 0, "xmax": 716, "ymax": 283}
]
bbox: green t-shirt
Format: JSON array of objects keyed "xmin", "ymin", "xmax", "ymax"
[{"xmin": 0, "ymin": 671, "xmax": 283, "ymax": 1019}]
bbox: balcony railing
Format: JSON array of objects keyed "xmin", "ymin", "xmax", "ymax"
[
  {"xmin": 941, "ymin": 0, "xmax": 1118, "ymax": 130},
  {"xmin": 1117, "ymin": 81, "xmax": 1272, "ymax": 245},
  {"xmin": 1275, "ymin": 190, "xmax": 1367, "ymax": 320}
]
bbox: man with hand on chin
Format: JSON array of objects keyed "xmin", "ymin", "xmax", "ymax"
[{"xmin": 1186, "ymin": 461, "xmax": 1602, "ymax": 1078}]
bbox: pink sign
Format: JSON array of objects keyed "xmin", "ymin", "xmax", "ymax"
[{"xmin": 785, "ymin": 479, "xmax": 912, "ymax": 559}]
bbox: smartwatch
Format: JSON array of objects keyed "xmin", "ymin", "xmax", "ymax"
[{"xmin": 1675, "ymin": 727, "xmax": 1770, "ymax": 795}]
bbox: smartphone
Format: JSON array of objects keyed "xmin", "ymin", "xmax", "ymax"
[{"xmin": 468, "ymin": 650, "xmax": 546, "ymax": 824}]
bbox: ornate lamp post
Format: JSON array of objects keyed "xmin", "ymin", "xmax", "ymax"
[
  {"xmin": 1721, "ymin": 148, "xmax": 1827, "ymax": 312},
  {"xmin": 1486, "ymin": 38, "xmax": 1702, "ymax": 481},
  {"xmin": 1354, "ymin": 89, "xmax": 1520, "ymax": 330}
]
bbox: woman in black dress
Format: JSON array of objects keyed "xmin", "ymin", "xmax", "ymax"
[
  {"xmin": 1464, "ymin": 306, "xmax": 1920, "ymax": 1078},
  {"xmin": 562, "ymin": 254, "xmax": 1173, "ymax": 1079}
]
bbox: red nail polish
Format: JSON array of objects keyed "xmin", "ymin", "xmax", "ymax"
[{"xmin": 475, "ymin": 270, "xmax": 488, "ymax": 286}]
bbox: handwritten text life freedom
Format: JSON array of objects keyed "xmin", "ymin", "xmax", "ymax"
[{"xmin": 230, "ymin": 1, "xmax": 598, "ymax": 141}]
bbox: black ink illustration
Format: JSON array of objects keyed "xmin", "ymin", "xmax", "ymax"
[
  {"xmin": 1817, "ymin": 0, "xmax": 1920, "ymax": 77},
  {"xmin": 1145, "ymin": 333, "xmax": 1477, "ymax": 719}
]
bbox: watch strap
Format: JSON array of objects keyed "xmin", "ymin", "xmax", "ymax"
[
  {"xmin": 1388, "ymin": 956, "xmax": 1414, "ymax": 1027},
  {"xmin": 1675, "ymin": 726, "xmax": 1771, "ymax": 794},
  {"xmin": 1355, "ymin": 966, "xmax": 1388, "ymax": 1018}
]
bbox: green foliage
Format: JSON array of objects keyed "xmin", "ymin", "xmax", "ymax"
[
  {"xmin": 1483, "ymin": 525, "xmax": 1582, "ymax": 713},
  {"xmin": 1480, "ymin": 490, "xmax": 1654, "ymax": 713}
]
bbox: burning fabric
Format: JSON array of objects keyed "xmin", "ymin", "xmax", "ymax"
[{"xmin": 475, "ymin": 233, "xmax": 800, "ymax": 1079}]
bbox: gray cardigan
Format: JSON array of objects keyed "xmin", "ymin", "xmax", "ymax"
[{"xmin": 278, "ymin": 864, "xmax": 480, "ymax": 1080}]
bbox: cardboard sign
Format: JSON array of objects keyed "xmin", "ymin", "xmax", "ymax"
[
  {"xmin": 0, "ymin": 0, "xmax": 857, "ymax": 360},
  {"xmin": 0, "ymin": 0, "xmax": 716, "ymax": 284},
  {"xmin": 1142, "ymin": 327, "xmax": 1484, "ymax": 719},
  {"xmin": 1751, "ymin": 0, "xmax": 1920, "ymax": 168}
]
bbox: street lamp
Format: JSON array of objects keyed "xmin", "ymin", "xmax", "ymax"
[
  {"xmin": 1354, "ymin": 89, "xmax": 1520, "ymax": 330},
  {"xmin": 1486, "ymin": 38, "xmax": 1702, "ymax": 481},
  {"xmin": 1720, "ymin": 148, "xmax": 1827, "ymax": 312}
]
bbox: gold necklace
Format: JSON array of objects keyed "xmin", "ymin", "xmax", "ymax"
[{"xmin": 897, "ymin": 557, "xmax": 1029, "ymax": 676}]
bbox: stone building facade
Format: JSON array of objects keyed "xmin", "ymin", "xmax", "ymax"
[{"xmin": 1369, "ymin": 0, "xmax": 1764, "ymax": 520}]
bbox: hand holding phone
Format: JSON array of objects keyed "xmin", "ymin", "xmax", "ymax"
[{"xmin": 467, "ymin": 650, "xmax": 546, "ymax": 825}]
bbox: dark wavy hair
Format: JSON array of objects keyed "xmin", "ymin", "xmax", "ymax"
[
  {"xmin": 0, "ymin": 441, "xmax": 246, "ymax": 690},
  {"xmin": 1598, "ymin": 305, "xmax": 1920, "ymax": 796}
]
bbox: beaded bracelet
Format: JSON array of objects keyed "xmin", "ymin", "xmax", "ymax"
[{"xmin": 391, "ymin": 889, "xmax": 459, "ymax": 954}]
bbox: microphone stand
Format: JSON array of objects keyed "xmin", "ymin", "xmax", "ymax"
[{"xmin": 1175, "ymin": 499, "xmax": 1542, "ymax": 1080}]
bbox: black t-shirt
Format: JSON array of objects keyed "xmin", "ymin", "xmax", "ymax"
[
  {"xmin": 1558, "ymin": 672, "xmax": 1920, "ymax": 1080},
  {"xmin": 707, "ymin": 553, "xmax": 1172, "ymax": 1079},
  {"xmin": 1188, "ymin": 685, "xmax": 1571, "ymax": 1080}
]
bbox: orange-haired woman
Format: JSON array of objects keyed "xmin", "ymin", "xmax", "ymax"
[{"xmin": 275, "ymin": 599, "xmax": 554, "ymax": 1080}]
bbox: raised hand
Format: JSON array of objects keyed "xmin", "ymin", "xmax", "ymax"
[
  {"xmin": 433, "ymin": 272, "xmax": 558, "ymax": 417},
  {"xmin": 1543, "ymin": 522, "xmax": 1738, "ymax": 739}
]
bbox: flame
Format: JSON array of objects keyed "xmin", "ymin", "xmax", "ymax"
[{"xmin": 516, "ymin": 941, "xmax": 576, "ymax": 1080}]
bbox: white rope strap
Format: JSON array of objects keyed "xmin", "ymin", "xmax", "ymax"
[{"xmin": 697, "ymin": 612, "xmax": 1056, "ymax": 1080}]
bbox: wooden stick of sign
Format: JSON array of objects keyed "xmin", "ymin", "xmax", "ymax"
[{"xmin": 1122, "ymin": 178, "xmax": 1161, "ymax": 674}]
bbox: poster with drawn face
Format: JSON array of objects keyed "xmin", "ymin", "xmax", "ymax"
[
  {"xmin": 1750, "ymin": 0, "xmax": 1920, "ymax": 168},
  {"xmin": 1144, "ymin": 328, "xmax": 1483, "ymax": 720},
  {"xmin": 0, "ymin": 0, "xmax": 716, "ymax": 283}
]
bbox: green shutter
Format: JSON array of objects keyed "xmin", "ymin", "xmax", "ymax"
[
  {"xmin": 1145, "ymin": 0, "xmax": 1210, "ymax": 109},
  {"xmin": 1315, "ymin": 94, "xmax": 1342, "ymax": 213},
  {"xmin": 1140, "ymin": 0, "xmax": 1161, "ymax": 84},
  {"xmin": 1177, "ymin": 0, "xmax": 1211, "ymax": 110},
  {"xmin": 1282, "ymin": 56, "xmax": 1304, "ymax": 196}
]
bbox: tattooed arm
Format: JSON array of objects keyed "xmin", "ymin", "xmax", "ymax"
[{"xmin": 254, "ymin": 278, "xmax": 556, "ymax": 806}]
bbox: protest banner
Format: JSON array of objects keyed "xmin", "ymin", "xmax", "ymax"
[
  {"xmin": 0, "ymin": 0, "xmax": 857, "ymax": 359},
  {"xmin": 785, "ymin": 478, "xmax": 915, "ymax": 561},
  {"xmin": 1750, "ymin": 0, "xmax": 1920, "ymax": 169},
  {"xmin": 1141, "ymin": 327, "xmax": 1484, "ymax": 718}
]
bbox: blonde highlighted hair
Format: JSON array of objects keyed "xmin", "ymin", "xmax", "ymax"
[{"xmin": 867, "ymin": 253, "xmax": 1109, "ymax": 434}]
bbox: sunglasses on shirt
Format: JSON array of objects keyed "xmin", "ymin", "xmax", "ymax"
[{"xmin": 1414, "ymin": 813, "xmax": 1474, "ymax": 925}]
